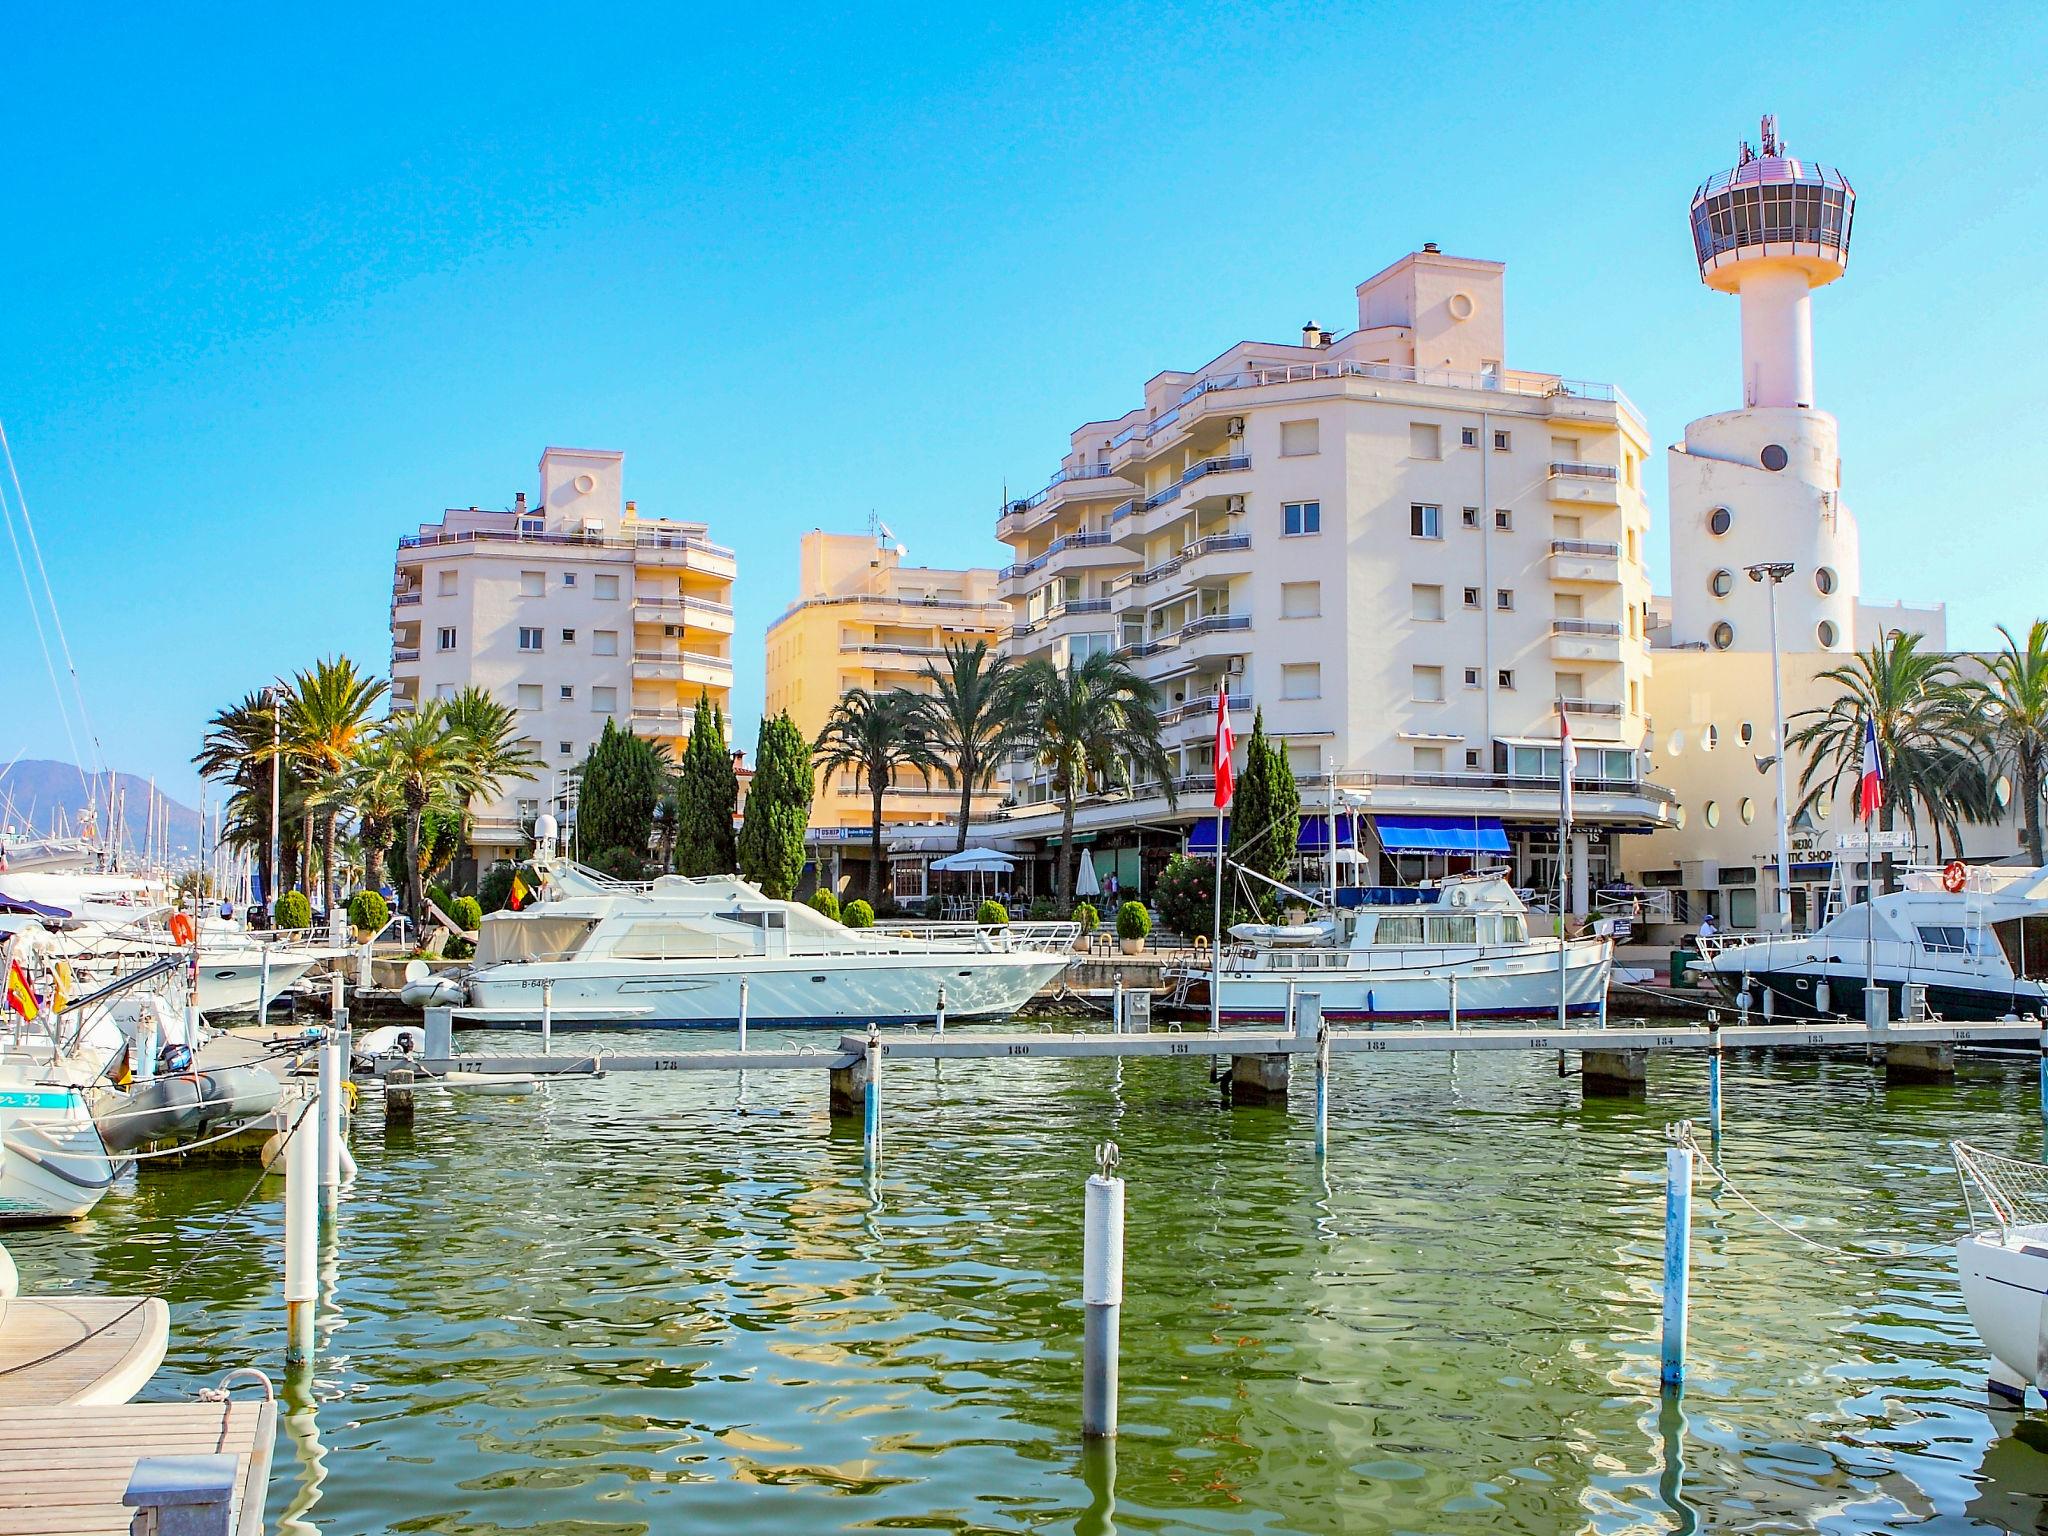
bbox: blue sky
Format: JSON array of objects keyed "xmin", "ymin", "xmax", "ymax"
[{"xmin": 2, "ymin": 1, "xmax": 2043, "ymax": 806}]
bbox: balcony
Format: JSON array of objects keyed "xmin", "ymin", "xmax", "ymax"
[
  {"xmin": 1559, "ymin": 696, "xmax": 1626, "ymax": 719},
  {"xmin": 1546, "ymin": 461, "xmax": 1622, "ymax": 507},
  {"xmin": 1013, "ymin": 598, "xmax": 1116, "ymax": 640},
  {"xmin": 1000, "ymin": 530, "xmax": 1135, "ymax": 587},
  {"xmin": 997, "ymin": 465, "xmax": 1133, "ymax": 536},
  {"xmin": 392, "ymin": 590, "xmax": 422, "ymax": 607},
  {"xmin": 1548, "ymin": 538, "xmax": 1622, "ymax": 584},
  {"xmin": 1550, "ymin": 618, "xmax": 1624, "ymax": 663},
  {"xmin": 631, "ymin": 593, "xmax": 737, "ymax": 632},
  {"xmin": 1177, "ymin": 531, "xmax": 1252, "ymax": 578},
  {"xmin": 631, "ymin": 650, "xmax": 734, "ymax": 688},
  {"xmin": 391, "ymin": 647, "xmax": 420, "ymax": 663},
  {"xmin": 1158, "ymin": 691, "xmax": 1251, "ymax": 727}
]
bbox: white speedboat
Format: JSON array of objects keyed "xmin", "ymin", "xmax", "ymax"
[
  {"xmin": 451, "ymin": 839, "xmax": 1071, "ymax": 1028},
  {"xmin": 1954, "ymin": 1141, "xmax": 2048, "ymax": 1403},
  {"xmin": 1167, "ymin": 870, "xmax": 1610, "ymax": 1024},
  {"xmin": 0, "ymin": 1055, "xmax": 119, "ymax": 1222},
  {"xmin": 2, "ymin": 905, "xmax": 324, "ymax": 1017},
  {"xmin": 1697, "ymin": 864, "xmax": 2048, "ymax": 1022}
]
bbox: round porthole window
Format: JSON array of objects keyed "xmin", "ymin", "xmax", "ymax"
[
  {"xmin": 1761, "ymin": 444, "xmax": 1789, "ymax": 471},
  {"xmin": 1708, "ymin": 506, "xmax": 1732, "ymax": 536},
  {"xmin": 1740, "ymin": 797, "xmax": 1756, "ymax": 824},
  {"xmin": 574, "ymin": 473, "xmax": 598, "ymax": 494},
  {"xmin": 1702, "ymin": 725, "xmax": 1719, "ymax": 751},
  {"xmin": 1448, "ymin": 291, "xmax": 1476, "ymax": 320},
  {"xmin": 1710, "ymin": 568, "xmax": 1734, "ymax": 597},
  {"xmin": 1711, "ymin": 621, "xmax": 1734, "ymax": 650},
  {"xmin": 1674, "ymin": 804, "xmax": 1689, "ymax": 830},
  {"xmin": 1817, "ymin": 620, "xmax": 1839, "ymax": 647},
  {"xmin": 1705, "ymin": 801, "xmax": 1722, "ymax": 828},
  {"xmin": 1739, "ymin": 722, "xmax": 1754, "ymax": 745},
  {"xmin": 1816, "ymin": 797, "xmax": 1832, "ymax": 821},
  {"xmin": 1997, "ymin": 775, "xmax": 2014, "ymax": 808},
  {"xmin": 1815, "ymin": 566, "xmax": 1837, "ymax": 595}
]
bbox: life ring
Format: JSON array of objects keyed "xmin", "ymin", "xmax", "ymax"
[
  {"xmin": 1942, "ymin": 860, "xmax": 1968, "ymax": 894},
  {"xmin": 168, "ymin": 912, "xmax": 195, "ymax": 945}
]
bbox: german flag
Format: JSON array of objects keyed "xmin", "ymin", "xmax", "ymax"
[
  {"xmin": 509, "ymin": 873, "xmax": 531, "ymax": 911},
  {"xmin": 5, "ymin": 960, "xmax": 39, "ymax": 1022}
]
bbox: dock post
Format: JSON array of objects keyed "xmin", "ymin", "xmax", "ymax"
[
  {"xmin": 1229, "ymin": 1053, "xmax": 1290, "ymax": 1106},
  {"xmin": 2039, "ymin": 1023, "xmax": 2047, "ymax": 1123},
  {"xmin": 1448, "ymin": 973, "xmax": 1460, "ymax": 1032},
  {"xmin": 285, "ymin": 1089, "xmax": 318, "ymax": 1362},
  {"xmin": 424, "ymin": 1005, "xmax": 453, "ymax": 1063},
  {"xmin": 357, "ymin": 940, "xmax": 373, "ymax": 993},
  {"xmin": 329, "ymin": 971, "xmax": 344, "ymax": 1019},
  {"xmin": 1582, "ymin": 1048, "xmax": 1648, "ymax": 1097},
  {"xmin": 385, "ymin": 1067, "xmax": 415, "ymax": 1127},
  {"xmin": 1884, "ymin": 1042, "xmax": 1955, "ymax": 1084},
  {"xmin": 1111, "ymin": 975, "xmax": 1124, "ymax": 1034},
  {"xmin": 1313, "ymin": 1025, "xmax": 1330, "ymax": 1158},
  {"xmin": 257, "ymin": 947, "xmax": 272, "ymax": 1026},
  {"xmin": 317, "ymin": 1030, "xmax": 342, "ymax": 1207},
  {"xmin": 863, "ymin": 1029, "xmax": 882, "ymax": 1164},
  {"xmin": 1662, "ymin": 1141, "xmax": 1694, "ymax": 1392},
  {"xmin": 935, "ymin": 981, "xmax": 946, "ymax": 1037},
  {"xmin": 541, "ymin": 978, "xmax": 554, "ymax": 1056},
  {"xmin": 1284, "ymin": 981, "xmax": 1298, "ymax": 1039},
  {"xmin": 1707, "ymin": 1018, "xmax": 1723, "ymax": 1145},
  {"xmin": 737, "ymin": 978, "xmax": 749, "ymax": 1055},
  {"xmin": 1081, "ymin": 1142, "xmax": 1124, "ymax": 1439}
]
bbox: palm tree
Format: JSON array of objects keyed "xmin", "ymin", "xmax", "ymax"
[
  {"xmin": 344, "ymin": 738, "xmax": 405, "ymax": 901},
  {"xmin": 376, "ymin": 700, "xmax": 479, "ymax": 923},
  {"xmin": 443, "ymin": 686, "xmax": 544, "ymax": 815},
  {"xmin": 917, "ymin": 640, "xmax": 1028, "ymax": 853},
  {"xmin": 283, "ymin": 657, "xmax": 388, "ymax": 914},
  {"xmin": 1788, "ymin": 631, "xmax": 1976, "ymax": 891},
  {"xmin": 813, "ymin": 689, "xmax": 945, "ymax": 903},
  {"xmin": 1984, "ymin": 620, "xmax": 2048, "ymax": 865},
  {"xmin": 1020, "ymin": 652, "xmax": 1176, "ymax": 908},
  {"xmin": 194, "ymin": 690, "xmax": 284, "ymax": 905}
]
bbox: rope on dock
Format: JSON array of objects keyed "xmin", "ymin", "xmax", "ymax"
[{"xmin": 1669, "ymin": 1121, "xmax": 1955, "ymax": 1262}]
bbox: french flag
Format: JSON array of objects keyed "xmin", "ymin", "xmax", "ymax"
[{"xmin": 1858, "ymin": 718, "xmax": 1885, "ymax": 822}]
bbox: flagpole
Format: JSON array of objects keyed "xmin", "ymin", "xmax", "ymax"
[
  {"xmin": 1210, "ymin": 683, "xmax": 1230, "ymax": 1036},
  {"xmin": 1557, "ymin": 700, "xmax": 1571, "ymax": 1030}
]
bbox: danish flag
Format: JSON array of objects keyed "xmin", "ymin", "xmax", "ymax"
[{"xmin": 1213, "ymin": 687, "xmax": 1234, "ymax": 810}]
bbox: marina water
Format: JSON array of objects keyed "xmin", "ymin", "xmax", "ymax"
[{"xmin": 12, "ymin": 1021, "xmax": 2048, "ymax": 1533}]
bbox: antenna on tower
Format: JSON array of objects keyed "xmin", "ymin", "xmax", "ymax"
[{"xmin": 1760, "ymin": 113, "xmax": 1782, "ymax": 158}]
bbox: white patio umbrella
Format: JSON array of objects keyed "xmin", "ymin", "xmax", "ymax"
[
  {"xmin": 1073, "ymin": 847, "xmax": 1101, "ymax": 898},
  {"xmin": 930, "ymin": 848, "xmax": 1016, "ymax": 874}
]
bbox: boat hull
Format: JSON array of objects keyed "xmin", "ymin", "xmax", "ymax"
[
  {"xmin": 1700, "ymin": 967, "xmax": 2044, "ymax": 1023},
  {"xmin": 1959, "ymin": 1231, "xmax": 2048, "ymax": 1394},
  {"xmin": 463, "ymin": 950, "xmax": 1070, "ymax": 1027},
  {"xmin": 0, "ymin": 1084, "xmax": 117, "ymax": 1223},
  {"xmin": 1176, "ymin": 941, "xmax": 1611, "ymax": 1023}
]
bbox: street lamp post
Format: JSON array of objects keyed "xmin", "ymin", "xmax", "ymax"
[
  {"xmin": 1747, "ymin": 562, "xmax": 1796, "ymax": 930},
  {"xmin": 267, "ymin": 682, "xmax": 286, "ymax": 924}
]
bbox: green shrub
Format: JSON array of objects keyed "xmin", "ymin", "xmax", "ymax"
[
  {"xmin": 444, "ymin": 936, "xmax": 475, "ymax": 960},
  {"xmin": 843, "ymin": 898, "xmax": 875, "ymax": 929},
  {"xmin": 346, "ymin": 890, "xmax": 390, "ymax": 935},
  {"xmin": 1116, "ymin": 900, "xmax": 1152, "ymax": 942},
  {"xmin": 1072, "ymin": 902, "xmax": 1099, "ymax": 933},
  {"xmin": 809, "ymin": 888, "xmax": 841, "ymax": 921},
  {"xmin": 450, "ymin": 895, "xmax": 483, "ymax": 933},
  {"xmin": 874, "ymin": 896, "xmax": 902, "ymax": 919},
  {"xmin": 1154, "ymin": 854, "xmax": 1245, "ymax": 939},
  {"xmin": 922, "ymin": 895, "xmax": 944, "ymax": 920},
  {"xmin": 274, "ymin": 891, "xmax": 312, "ymax": 931},
  {"xmin": 977, "ymin": 899, "xmax": 1010, "ymax": 926},
  {"xmin": 1027, "ymin": 897, "xmax": 1058, "ymax": 922},
  {"xmin": 427, "ymin": 882, "xmax": 454, "ymax": 917}
]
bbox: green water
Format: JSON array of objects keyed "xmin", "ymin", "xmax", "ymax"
[{"xmin": 12, "ymin": 1025, "xmax": 2048, "ymax": 1534}]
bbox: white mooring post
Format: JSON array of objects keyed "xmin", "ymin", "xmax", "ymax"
[
  {"xmin": 2039, "ymin": 1022, "xmax": 2047, "ymax": 1123},
  {"xmin": 317, "ymin": 1030, "xmax": 342, "ymax": 1207},
  {"xmin": 863, "ymin": 1029, "xmax": 882, "ymax": 1164},
  {"xmin": 1662, "ymin": 1139, "xmax": 1695, "ymax": 1392},
  {"xmin": 357, "ymin": 940, "xmax": 373, "ymax": 993},
  {"xmin": 935, "ymin": 981, "xmax": 947, "ymax": 1037},
  {"xmin": 328, "ymin": 971, "xmax": 344, "ymax": 1019},
  {"xmin": 1447, "ymin": 973, "xmax": 1460, "ymax": 1032},
  {"xmin": 1314, "ymin": 1025, "xmax": 1330, "ymax": 1158},
  {"xmin": 1111, "ymin": 975, "xmax": 1124, "ymax": 1035},
  {"xmin": 257, "ymin": 947, "xmax": 273, "ymax": 1026},
  {"xmin": 540, "ymin": 978, "xmax": 555, "ymax": 1057},
  {"xmin": 1081, "ymin": 1142, "xmax": 1125, "ymax": 1439},
  {"xmin": 1707, "ymin": 1017, "xmax": 1723, "ymax": 1144},
  {"xmin": 284, "ymin": 1090, "xmax": 318, "ymax": 1362},
  {"xmin": 737, "ymin": 977, "xmax": 750, "ymax": 1056}
]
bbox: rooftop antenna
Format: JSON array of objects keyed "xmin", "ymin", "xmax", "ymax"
[{"xmin": 1760, "ymin": 113, "xmax": 1782, "ymax": 158}]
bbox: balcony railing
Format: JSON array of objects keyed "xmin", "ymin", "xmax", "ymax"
[
  {"xmin": 1549, "ymin": 538, "xmax": 1620, "ymax": 558},
  {"xmin": 851, "ymin": 642, "xmax": 944, "ymax": 658},
  {"xmin": 1182, "ymin": 612, "xmax": 1252, "ymax": 638},
  {"xmin": 632, "ymin": 649, "xmax": 733, "ymax": 672},
  {"xmin": 391, "ymin": 648, "xmax": 420, "ymax": 662},
  {"xmin": 1000, "ymin": 463, "xmax": 1124, "ymax": 518},
  {"xmin": 392, "ymin": 591, "xmax": 422, "ymax": 606},
  {"xmin": 1158, "ymin": 692, "xmax": 1251, "ymax": 726},
  {"xmin": 1182, "ymin": 532, "xmax": 1251, "ymax": 560},
  {"xmin": 1138, "ymin": 455, "xmax": 1251, "ymax": 513},
  {"xmin": 1551, "ymin": 619, "xmax": 1623, "ymax": 637},
  {"xmin": 1549, "ymin": 461, "xmax": 1620, "ymax": 481},
  {"xmin": 397, "ymin": 527, "xmax": 736, "ymax": 562},
  {"xmin": 1001, "ymin": 529, "xmax": 1127, "ymax": 582},
  {"xmin": 630, "ymin": 593, "xmax": 736, "ymax": 615},
  {"xmin": 1559, "ymin": 697, "xmax": 1626, "ymax": 718}
]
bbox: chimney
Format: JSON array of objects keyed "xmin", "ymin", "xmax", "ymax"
[
  {"xmin": 1301, "ymin": 321, "xmax": 1320, "ymax": 348},
  {"xmin": 514, "ymin": 492, "xmax": 527, "ymax": 513},
  {"xmin": 1422, "ymin": 241, "xmax": 1441, "ymax": 254},
  {"xmin": 625, "ymin": 500, "xmax": 636, "ymax": 514}
]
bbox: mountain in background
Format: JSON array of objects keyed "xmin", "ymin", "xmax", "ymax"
[{"xmin": 0, "ymin": 759, "xmax": 204, "ymax": 858}]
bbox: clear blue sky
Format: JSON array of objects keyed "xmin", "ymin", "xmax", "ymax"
[{"xmin": 3, "ymin": 1, "xmax": 2043, "ymax": 806}]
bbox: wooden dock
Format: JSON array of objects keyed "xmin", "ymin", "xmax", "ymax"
[{"xmin": 0, "ymin": 1296, "xmax": 168, "ymax": 1408}]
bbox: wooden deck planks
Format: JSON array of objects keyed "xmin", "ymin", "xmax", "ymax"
[
  {"xmin": 0, "ymin": 1297, "xmax": 169, "ymax": 1408},
  {"xmin": 0, "ymin": 1402, "xmax": 273, "ymax": 1536}
]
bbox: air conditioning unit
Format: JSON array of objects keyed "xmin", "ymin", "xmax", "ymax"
[
  {"xmin": 1225, "ymin": 657, "xmax": 1246, "ymax": 676},
  {"xmin": 1225, "ymin": 496, "xmax": 1246, "ymax": 514},
  {"xmin": 1226, "ymin": 417, "xmax": 1245, "ymax": 436}
]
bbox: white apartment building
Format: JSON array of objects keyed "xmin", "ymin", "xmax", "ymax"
[
  {"xmin": 993, "ymin": 247, "xmax": 1671, "ymax": 906},
  {"xmin": 389, "ymin": 447, "xmax": 736, "ymax": 866}
]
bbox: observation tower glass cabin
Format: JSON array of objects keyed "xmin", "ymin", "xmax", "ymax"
[{"xmin": 1687, "ymin": 115, "xmax": 1855, "ymax": 410}]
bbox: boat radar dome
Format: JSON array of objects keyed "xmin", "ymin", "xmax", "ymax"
[{"xmin": 533, "ymin": 814, "xmax": 559, "ymax": 858}]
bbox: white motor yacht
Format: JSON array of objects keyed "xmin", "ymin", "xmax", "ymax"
[
  {"xmin": 1168, "ymin": 870, "xmax": 1610, "ymax": 1024},
  {"xmin": 1695, "ymin": 863, "xmax": 2048, "ymax": 1022},
  {"xmin": 453, "ymin": 833, "xmax": 1072, "ymax": 1028},
  {"xmin": 1954, "ymin": 1141, "xmax": 2048, "ymax": 1403},
  {"xmin": 0, "ymin": 1051, "xmax": 118, "ymax": 1222}
]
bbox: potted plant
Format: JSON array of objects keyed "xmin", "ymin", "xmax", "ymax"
[
  {"xmin": 347, "ymin": 889, "xmax": 390, "ymax": 943},
  {"xmin": 977, "ymin": 899, "xmax": 1010, "ymax": 926},
  {"xmin": 843, "ymin": 898, "xmax": 875, "ymax": 929},
  {"xmin": 1071, "ymin": 902, "xmax": 1099, "ymax": 949},
  {"xmin": 1117, "ymin": 900, "xmax": 1151, "ymax": 956}
]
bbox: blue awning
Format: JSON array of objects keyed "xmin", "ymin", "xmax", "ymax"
[
  {"xmin": 1372, "ymin": 815, "xmax": 1510, "ymax": 855},
  {"xmin": 1187, "ymin": 815, "xmax": 1358, "ymax": 854},
  {"xmin": 1185, "ymin": 818, "xmax": 1229, "ymax": 853}
]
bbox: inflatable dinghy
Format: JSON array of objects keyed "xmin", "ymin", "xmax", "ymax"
[{"xmin": 96, "ymin": 1065, "xmax": 284, "ymax": 1154}]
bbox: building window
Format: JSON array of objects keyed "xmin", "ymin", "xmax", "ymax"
[
  {"xmin": 1815, "ymin": 566, "xmax": 1837, "ymax": 595},
  {"xmin": 591, "ymin": 686, "xmax": 618, "ymax": 713},
  {"xmin": 559, "ymin": 741, "xmax": 573, "ymax": 756},
  {"xmin": 1280, "ymin": 581, "xmax": 1321, "ymax": 618},
  {"xmin": 1461, "ymin": 506, "xmax": 1479, "ymax": 529},
  {"xmin": 1493, "ymin": 430, "xmax": 1511, "ymax": 451},
  {"xmin": 1409, "ymin": 423, "xmax": 1441, "ymax": 460},
  {"xmin": 1413, "ymin": 745, "xmax": 1445, "ymax": 773},
  {"xmin": 1411, "ymin": 584, "xmax": 1444, "ymax": 622},
  {"xmin": 437, "ymin": 571, "xmax": 457, "ymax": 596},
  {"xmin": 1498, "ymin": 669, "xmax": 1516, "ymax": 689},
  {"xmin": 519, "ymin": 517, "xmax": 543, "ymax": 535},
  {"xmin": 1465, "ymin": 748, "xmax": 1481, "ymax": 769},
  {"xmin": 518, "ymin": 627, "xmax": 544, "ymax": 651},
  {"xmin": 1493, "ymin": 508, "xmax": 1512, "ymax": 530},
  {"xmin": 520, "ymin": 570, "xmax": 545, "ymax": 597},
  {"xmin": 1711, "ymin": 621, "xmax": 1734, "ymax": 650},
  {"xmin": 1460, "ymin": 426, "xmax": 1478, "ymax": 449},
  {"xmin": 1740, "ymin": 797, "xmax": 1756, "ymax": 825},
  {"xmin": 1495, "ymin": 589, "xmax": 1514, "ymax": 611},
  {"xmin": 1708, "ymin": 506, "xmax": 1732, "ymax": 536},
  {"xmin": 562, "ymin": 572, "xmax": 577, "ymax": 587},
  {"xmin": 1817, "ymin": 619, "xmax": 1839, "ymax": 647},
  {"xmin": 1704, "ymin": 800, "xmax": 1722, "ymax": 828},
  {"xmin": 1710, "ymin": 568, "xmax": 1734, "ymax": 597},
  {"xmin": 1281, "ymin": 663, "xmax": 1321, "ymax": 700},
  {"xmin": 1631, "ymin": 680, "xmax": 1641, "ymax": 715},
  {"xmin": 1280, "ymin": 419, "xmax": 1319, "ymax": 457},
  {"xmin": 562, "ymin": 628, "xmax": 576, "ymax": 644},
  {"xmin": 1412, "ymin": 665, "xmax": 1444, "ymax": 703},
  {"xmin": 434, "ymin": 682, "xmax": 456, "ymax": 701},
  {"xmin": 559, "ymin": 684, "xmax": 574, "ymax": 701},
  {"xmin": 595, "ymin": 574, "xmax": 620, "ymax": 600},
  {"xmin": 1463, "ymin": 587, "xmax": 1480, "ymax": 608},
  {"xmin": 1282, "ymin": 500, "xmax": 1321, "ymax": 536},
  {"xmin": 1556, "ymin": 670, "xmax": 1584, "ymax": 698},
  {"xmin": 593, "ymin": 630, "xmax": 619, "ymax": 657},
  {"xmin": 1410, "ymin": 503, "xmax": 1442, "ymax": 539},
  {"xmin": 437, "ymin": 626, "xmax": 456, "ymax": 651},
  {"xmin": 517, "ymin": 684, "xmax": 543, "ymax": 711},
  {"xmin": 1463, "ymin": 667, "xmax": 1481, "ymax": 688}
]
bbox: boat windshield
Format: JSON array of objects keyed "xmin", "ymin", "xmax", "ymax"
[{"xmin": 478, "ymin": 915, "xmax": 599, "ymax": 963}]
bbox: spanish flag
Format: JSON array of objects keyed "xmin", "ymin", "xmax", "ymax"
[
  {"xmin": 508, "ymin": 873, "xmax": 531, "ymax": 911},
  {"xmin": 5, "ymin": 960, "xmax": 39, "ymax": 1022},
  {"xmin": 51, "ymin": 959, "xmax": 72, "ymax": 1017}
]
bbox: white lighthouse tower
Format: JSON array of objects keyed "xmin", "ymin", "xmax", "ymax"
[{"xmin": 1666, "ymin": 116, "xmax": 1861, "ymax": 654}]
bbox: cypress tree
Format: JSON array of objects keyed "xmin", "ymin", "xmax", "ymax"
[
  {"xmin": 1226, "ymin": 709, "xmax": 1300, "ymax": 912},
  {"xmin": 577, "ymin": 718, "xmax": 665, "ymax": 862},
  {"xmin": 675, "ymin": 693, "xmax": 739, "ymax": 876},
  {"xmin": 737, "ymin": 710, "xmax": 813, "ymax": 898}
]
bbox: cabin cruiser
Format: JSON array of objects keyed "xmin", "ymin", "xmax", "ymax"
[
  {"xmin": 449, "ymin": 825, "xmax": 1072, "ymax": 1028},
  {"xmin": 1694, "ymin": 864, "xmax": 2048, "ymax": 1022},
  {"xmin": 1168, "ymin": 870, "xmax": 1610, "ymax": 1024}
]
